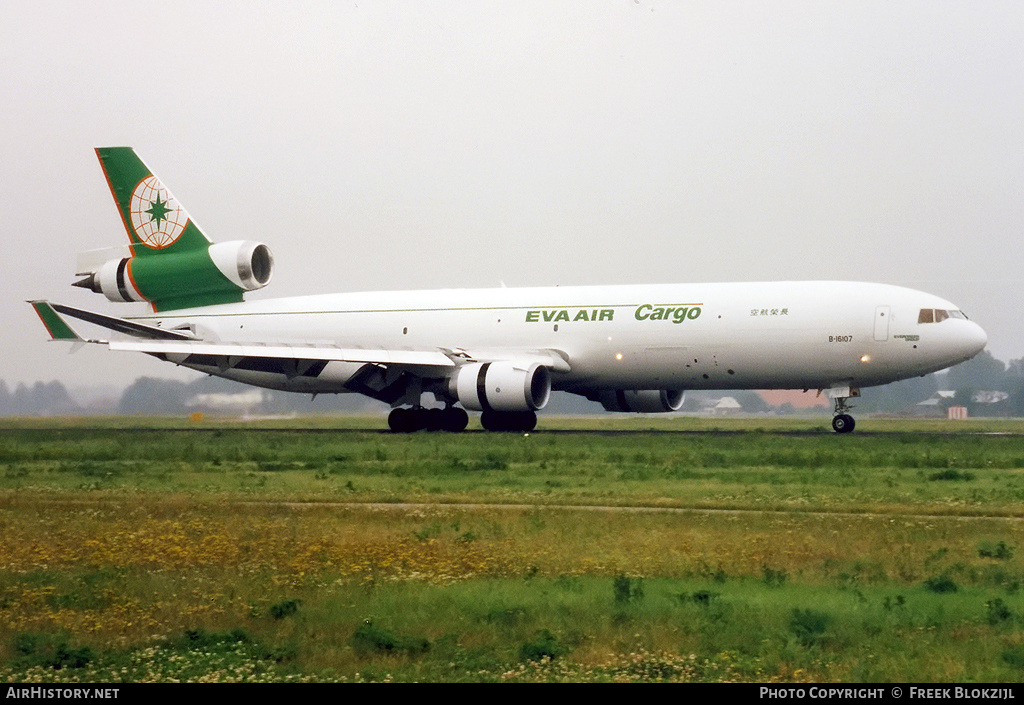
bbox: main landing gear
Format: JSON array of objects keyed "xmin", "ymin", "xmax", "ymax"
[
  {"xmin": 387, "ymin": 407, "xmax": 538, "ymax": 433},
  {"xmin": 831, "ymin": 397, "xmax": 856, "ymax": 434},
  {"xmin": 388, "ymin": 406, "xmax": 469, "ymax": 433}
]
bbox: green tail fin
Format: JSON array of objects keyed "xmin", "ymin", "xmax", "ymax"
[
  {"xmin": 81, "ymin": 148, "xmax": 273, "ymax": 312},
  {"xmin": 95, "ymin": 147, "xmax": 211, "ymax": 255}
]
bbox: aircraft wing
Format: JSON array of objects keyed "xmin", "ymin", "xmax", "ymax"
[{"xmin": 29, "ymin": 300, "xmax": 569, "ymax": 373}]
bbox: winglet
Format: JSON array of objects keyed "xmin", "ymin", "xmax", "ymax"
[{"xmin": 29, "ymin": 301, "xmax": 84, "ymax": 341}]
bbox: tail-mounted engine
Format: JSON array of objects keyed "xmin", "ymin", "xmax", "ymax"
[
  {"xmin": 449, "ymin": 361, "xmax": 551, "ymax": 412},
  {"xmin": 598, "ymin": 389, "xmax": 685, "ymax": 413},
  {"xmin": 74, "ymin": 240, "xmax": 273, "ymax": 311}
]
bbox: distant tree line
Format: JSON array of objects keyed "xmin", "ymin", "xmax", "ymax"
[{"xmin": 0, "ymin": 381, "xmax": 81, "ymax": 416}]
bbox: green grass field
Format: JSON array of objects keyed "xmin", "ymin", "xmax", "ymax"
[{"xmin": 1, "ymin": 416, "xmax": 1023, "ymax": 682}]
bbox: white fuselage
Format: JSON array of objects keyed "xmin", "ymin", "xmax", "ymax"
[{"xmin": 137, "ymin": 280, "xmax": 987, "ymax": 396}]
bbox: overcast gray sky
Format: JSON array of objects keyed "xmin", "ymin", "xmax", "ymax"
[{"xmin": 4, "ymin": 1, "xmax": 1023, "ymax": 391}]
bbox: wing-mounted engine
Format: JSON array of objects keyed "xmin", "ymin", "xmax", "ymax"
[
  {"xmin": 74, "ymin": 240, "xmax": 273, "ymax": 311},
  {"xmin": 597, "ymin": 389, "xmax": 685, "ymax": 413},
  {"xmin": 449, "ymin": 361, "xmax": 552, "ymax": 412}
]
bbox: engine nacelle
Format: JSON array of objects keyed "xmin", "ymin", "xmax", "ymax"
[
  {"xmin": 75, "ymin": 240, "xmax": 273, "ymax": 310},
  {"xmin": 86, "ymin": 256, "xmax": 148, "ymax": 304},
  {"xmin": 599, "ymin": 389, "xmax": 685, "ymax": 413},
  {"xmin": 207, "ymin": 240, "xmax": 274, "ymax": 291},
  {"xmin": 449, "ymin": 361, "xmax": 551, "ymax": 412}
]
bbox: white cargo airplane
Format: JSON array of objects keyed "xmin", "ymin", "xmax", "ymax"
[{"xmin": 31, "ymin": 148, "xmax": 987, "ymax": 433}]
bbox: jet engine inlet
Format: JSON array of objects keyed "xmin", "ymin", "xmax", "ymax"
[
  {"xmin": 208, "ymin": 240, "xmax": 274, "ymax": 290},
  {"xmin": 450, "ymin": 361, "xmax": 551, "ymax": 412}
]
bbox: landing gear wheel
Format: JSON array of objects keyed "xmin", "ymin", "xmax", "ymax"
[
  {"xmin": 424, "ymin": 408, "xmax": 446, "ymax": 432},
  {"xmin": 389, "ymin": 406, "xmax": 469, "ymax": 433},
  {"xmin": 441, "ymin": 407, "xmax": 469, "ymax": 432},
  {"xmin": 388, "ymin": 407, "xmax": 415, "ymax": 433},
  {"xmin": 830, "ymin": 393, "xmax": 858, "ymax": 434},
  {"xmin": 832, "ymin": 414, "xmax": 855, "ymax": 434}
]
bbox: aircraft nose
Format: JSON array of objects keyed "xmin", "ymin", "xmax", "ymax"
[
  {"xmin": 965, "ymin": 321, "xmax": 988, "ymax": 357},
  {"xmin": 970, "ymin": 323, "xmax": 987, "ymax": 358}
]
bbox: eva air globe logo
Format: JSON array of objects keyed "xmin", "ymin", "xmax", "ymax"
[{"xmin": 129, "ymin": 176, "xmax": 188, "ymax": 249}]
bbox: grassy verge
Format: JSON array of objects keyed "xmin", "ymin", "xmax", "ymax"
[
  {"xmin": 1, "ymin": 417, "xmax": 1023, "ymax": 681},
  {"xmin": 2, "ymin": 418, "xmax": 1024, "ymax": 514}
]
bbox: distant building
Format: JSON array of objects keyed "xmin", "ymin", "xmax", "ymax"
[
  {"xmin": 187, "ymin": 389, "xmax": 266, "ymax": 416},
  {"xmin": 916, "ymin": 390, "xmax": 957, "ymax": 417},
  {"xmin": 973, "ymin": 390, "xmax": 1009, "ymax": 405},
  {"xmin": 918, "ymin": 390, "xmax": 1010, "ymax": 418},
  {"xmin": 700, "ymin": 396, "xmax": 743, "ymax": 415}
]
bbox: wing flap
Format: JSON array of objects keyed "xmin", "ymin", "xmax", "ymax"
[{"xmin": 108, "ymin": 338, "xmax": 457, "ymax": 368}]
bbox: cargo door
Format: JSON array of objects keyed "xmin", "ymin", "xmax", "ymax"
[{"xmin": 873, "ymin": 305, "xmax": 890, "ymax": 341}]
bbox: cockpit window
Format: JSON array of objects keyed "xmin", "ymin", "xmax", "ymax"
[{"xmin": 919, "ymin": 308, "xmax": 967, "ymax": 323}]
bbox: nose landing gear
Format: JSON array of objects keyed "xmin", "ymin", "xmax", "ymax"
[
  {"xmin": 832, "ymin": 411, "xmax": 855, "ymax": 433},
  {"xmin": 831, "ymin": 394, "xmax": 857, "ymax": 434}
]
